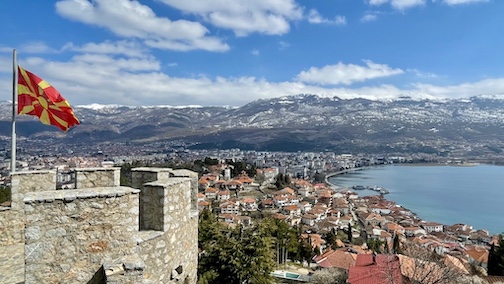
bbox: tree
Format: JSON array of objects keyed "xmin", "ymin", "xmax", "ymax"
[
  {"xmin": 367, "ymin": 238, "xmax": 384, "ymax": 253},
  {"xmin": 347, "ymin": 223, "xmax": 352, "ymax": 244},
  {"xmin": 392, "ymin": 233, "xmax": 401, "ymax": 254},
  {"xmin": 198, "ymin": 211, "xmax": 276, "ymax": 284},
  {"xmin": 488, "ymin": 234, "xmax": 504, "ymax": 276},
  {"xmin": 311, "ymin": 267, "xmax": 347, "ymax": 284},
  {"xmin": 399, "ymin": 243, "xmax": 469, "ymax": 284},
  {"xmin": 324, "ymin": 229, "xmax": 337, "ymax": 250},
  {"xmin": 274, "ymin": 173, "xmax": 292, "ymax": 189}
]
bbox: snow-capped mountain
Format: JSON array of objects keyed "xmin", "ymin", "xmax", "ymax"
[{"xmin": 1, "ymin": 94, "xmax": 504, "ymax": 154}]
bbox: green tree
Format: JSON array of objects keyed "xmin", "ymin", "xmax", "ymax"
[
  {"xmin": 274, "ymin": 173, "xmax": 292, "ymax": 189},
  {"xmin": 324, "ymin": 229, "xmax": 337, "ymax": 249},
  {"xmin": 347, "ymin": 223, "xmax": 353, "ymax": 244},
  {"xmin": 488, "ymin": 234, "xmax": 504, "ymax": 276},
  {"xmin": 198, "ymin": 211, "xmax": 276, "ymax": 284},
  {"xmin": 367, "ymin": 238, "xmax": 384, "ymax": 253},
  {"xmin": 392, "ymin": 233, "xmax": 401, "ymax": 254},
  {"xmin": 204, "ymin": 157, "xmax": 219, "ymax": 166}
]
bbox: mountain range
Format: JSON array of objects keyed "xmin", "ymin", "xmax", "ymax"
[{"xmin": 1, "ymin": 94, "xmax": 504, "ymax": 155}]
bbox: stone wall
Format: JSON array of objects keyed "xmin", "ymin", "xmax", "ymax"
[
  {"xmin": 1, "ymin": 167, "xmax": 198, "ymax": 284},
  {"xmin": 137, "ymin": 178, "xmax": 198, "ymax": 283},
  {"xmin": 23, "ymin": 187, "xmax": 140, "ymax": 283},
  {"xmin": 0, "ymin": 170, "xmax": 56, "ymax": 247},
  {"xmin": 139, "ymin": 184, "xmax": 165, "ymax": 231},
  {"xmin": 131, "ymin": 167, "xmax": 173, "ymax": 189},
  {"xmin": 0, "ymin": 208, "xmax": 24, "ymax": 246},
  {"xmin": 75, "ymin": 167, "xmax": 120, "ymax": 189},
  {"xmin": 11, "ymin": 170, "xmax": 56, "ymax": 210}
]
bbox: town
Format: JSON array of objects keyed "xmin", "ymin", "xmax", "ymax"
[{"xmin": 1, "ymin": 140, "xmax": 502, "ymax": 283}]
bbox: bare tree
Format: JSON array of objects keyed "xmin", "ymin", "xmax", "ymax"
[
  {"xmin": 310, "ymin": 267, "xmax": 347, "ymax": 284},
  {"xmin": 398, "ymin": 243, "xmax": 470, "ymax": 284}
]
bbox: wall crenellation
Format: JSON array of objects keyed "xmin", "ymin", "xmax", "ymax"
[{"xmin": 0, "ymin": 167, "xmax": 198, "ymax": 284}]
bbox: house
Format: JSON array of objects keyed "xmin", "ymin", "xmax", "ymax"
[
  {"xmin": 404, "ymin": 226, "xmax": 427, "ymax": 237},
  {"xmin": 240, "ymin": 197, "xmax": 258, "ymax": 211},
  {"xmin": 204, "ymin": 187, "xmax": 219, "ymax": 200},
  {"xmin": 260, "ymin": 198, "xmax": 274, "ymax": 209},
  {"xmin": 348, "ymin": 254, "xmax": 402, "ymax": 284},
  {"xmin": 313, "ymin": 249, "xmax": 357, "ymax": 270},
  {"xmin": 370, "ymin": 228, "xmax": 392, "ymax": 242},
  {"xmin": 386, "ymin": 222, "xmax": 405, "ymax": 235},
  {"xmin": 333, "ymin": 198, "xmax": 350, "ymax": 215},
  {"xmin": 271, "ymin": 213, "xmax": 289, "ymax": 221},
  {"xmin": 197, "ymin": 192, "xmax": 205, "ymax": 202},
  {"xmin": 370, "ymin": 205, "xmax": 392, "ymax": 215},
  {"xmin": 218, "ymin": 213, "xmax": 239, "ymax": 224},
  {"xmin": 236, "ymin": 215, "xmax": 253, "ymax": 226},
  {"xmin": 365, "ymin": 213, "xmax": 387, "ymax": 228},
  {"xmin": 301, "ymin": 214, "xmax": 317, "ymax": 226},
  {"xmin": 226, "ymin": 180, "xmax": 243, "ymax": 190},
  {"xmin": 219, "ymin": 201, "xmax": 239, "ymax": 214},
  {"xmin": 465, "ymin": 245, "xmax": 489, "ymax": 269},
  {"xmin": 298, "ymin": 201, "xmax": 312, "ymax": 213},
  {"xmin": 199, "ymin": 173, "xmax": 220, "ymax": 190},
  {"xmin": 285, "ymin": 195, "xmax": 300, "ymax": 206},
  {"xmin": 217, "ymin": 190, "xmax": 231, "ymax": 201},
  {"xmin": 316, "ymin": 189, "xmax": 333, "ymax": 205},
  {"xmin": 469, "ymin": 230, "xmax": 491, "ymax": 244},
  {"xmin": 339, "ymin": 215, "xmax": 354, "ymax": 228},
  {"xmin": 421, "ymin": 222, "xmax": 444, "ymax": 233},
  {"xmin": 283, "ymin": 205, "xmax": 301, "ymax": 217},
  {"xmin": 295, "ymin": 179, "xmax": 313, "ymax": 197},
  {"xmin": 198, "ymin": 200, "xmax": 211, "ymax": 212},
  {"xmin": 302, "ymin": 233, "xmax": 326, "ymax": 253},
  {"xmin": 273, "ymin": 195, "xmax": 287, "ymax": 208},
  {"xmin": 260, "ymin": 167, "xmax": 278, "ymax": 181},
  {"xmin": 235, "ymin": 171, "xmax": 253, "ymax": 186}
]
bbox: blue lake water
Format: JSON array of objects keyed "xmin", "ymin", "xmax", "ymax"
[{"xmin": 328, "ymin": 164, "xmax": 504, "ymax": 235}]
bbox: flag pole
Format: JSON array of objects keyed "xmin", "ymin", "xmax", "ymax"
[{"xmin": 11, "ymin": 49, "xmax": 17, "ymax": 174}]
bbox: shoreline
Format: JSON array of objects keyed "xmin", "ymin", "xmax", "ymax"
[
  {"xmin": 324, "ymin": 162, "xmax": 487, "ymax": 186},
  {"xmin": 324, "ymin": 163, "xmax": 499, "ymax": 235}
]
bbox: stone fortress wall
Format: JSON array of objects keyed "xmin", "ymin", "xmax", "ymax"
[{"xmin": 0, "ymin": 167, "xmax": 198, "ymax": 284}]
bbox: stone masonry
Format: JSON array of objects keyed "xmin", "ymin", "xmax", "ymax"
[{"xmin": 0, "ymin": 167, "xmax": 198, "ymax": 284}]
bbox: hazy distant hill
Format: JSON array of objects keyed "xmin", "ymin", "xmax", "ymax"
[{"xmin": 2, "ymin": 94, "xmax": 504, "ymax": 154}]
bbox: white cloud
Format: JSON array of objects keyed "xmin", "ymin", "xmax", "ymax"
[
  {"xmin": 412, "ymin": 79, "xmax": 504, "ymax": 98},
  {"xmin": 19, "ymin": 42, "xmax": 58, "ymax": 54},
  {"xmin": 62, "ymin": 40, "xmax": 147, "ymax": 58},
  {"xmin": 295, "ymin": 60, "xmax": 404, "ymax": 85},
  {"xmin": 407, "ymin": 68, "xmax": 438, "ymax": 78},
  {"xmin": 308, "ymin": 9, "xmax": 347, "ymax": 25},
  {"xmin": 157, "ymin": 0, "xmax": 303, "ymax": 36},
  {"xmin": 2, "ymin": 54, "xmax": 504, "ymax": 107},
  {"xmin": 361, "ymin": 14, "xmax": 378, "ymax": 22},
  {"xmin": 391, "ymin": 0, "xmax": 426, "ymax": 10},
  {"xmin": 366, "ymin": 0, "xmax": 426, "ymax": 10},
  {"xmin": 441, "ymin": 0, "xmax": 489, "ymax": 5},
  {"xmin": 369, "ymin": 0, "xmax": 389, "ymax": 5},
  {"xmin": 279, "ymin": 41, "xmax": 290, "ymax": 50},
  {"xmin": 251, "ymin": 49, "xmax": 260, "ymax": 56},
  {"xmin": 55, "ymin": 0, "xmax": 229, "ymax": 52}
]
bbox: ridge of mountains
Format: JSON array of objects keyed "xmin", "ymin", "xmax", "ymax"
[{"xmin": 1, "ymin": 94, "xmax": 504, "ymax": 155}]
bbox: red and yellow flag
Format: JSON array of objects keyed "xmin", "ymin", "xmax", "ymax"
[{"xmin": 17, "ymin": 66, "xmax": 79, "ymax": 131}]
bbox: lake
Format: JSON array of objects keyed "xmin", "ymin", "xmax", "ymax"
[{"xmin": 328, "ymin": 164, "xmax": 504, "ymax": 235}]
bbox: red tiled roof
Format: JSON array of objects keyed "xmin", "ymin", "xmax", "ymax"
[
  {"xmin": 314, "ymin": 249, "xmax": 357, "ymax": 270},
  {"xmin": 348, "ymin": 254, "xmax": 402, "ymax": 284}
]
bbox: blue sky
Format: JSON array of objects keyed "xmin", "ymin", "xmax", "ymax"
[{"xmin": 0, "ymin": 0, "xmax": 502, "ymax": 107}]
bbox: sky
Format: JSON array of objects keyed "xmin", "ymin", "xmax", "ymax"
[{"xmin": 0, "ymin": 0, "xmax": 502, "ymax": 107}]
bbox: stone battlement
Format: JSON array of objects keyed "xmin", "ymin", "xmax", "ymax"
[{"xmin": 0, "ymin": 167, "xmax": 198, "ymax": 284}]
